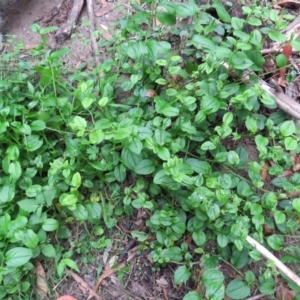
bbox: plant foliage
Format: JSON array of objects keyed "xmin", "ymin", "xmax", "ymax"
[{"xmin": 0, "ymin": 0, "xmax": 299, "ymax": 298}]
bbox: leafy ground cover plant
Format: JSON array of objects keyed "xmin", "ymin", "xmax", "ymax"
[{"xmin": 0, "ymin": 0, "xmax": 300, "ymax": 299}]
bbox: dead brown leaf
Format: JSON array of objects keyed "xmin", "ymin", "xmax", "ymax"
[
  {"xmin": 275, "ymin": 283, "xmax": 295, "ymax": 300},
  {"xmin": 66, "ymin": 270, "xmax": 103, "ymax": 300},
  {"xmin": 261, "ymin": 161, "xmax": 269, "ymax": 182},
  {"xmin": 274, "ymin": 0, "xmax": 300, "ymax": 8},
  {"xmin": 35, "ymin": 261, "xmax": 49, "ymax": 300},
  {"xmin": 293, "ymin": 162, "xmax": 300, "ymax": 172}
]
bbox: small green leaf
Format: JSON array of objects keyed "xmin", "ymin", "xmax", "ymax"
[
  {"xmin": 72, "ymin": 172, "xmax": 82, "ymax": 189},
  {"xmin": 174, "ymin": 266, "xmax": 191, "ymax": 285},
  {"xmin": 280, "ymin": 120, "xmax": 296, "ymax": 136},
  {"xmin": 226, "ymin": 279, "xmax": 250, "ymax": 299},
  {"xmin": 292, "ymin": 198, "xmax": 300, "ymax": 212},
  {"xmin": 192, "ymin": 231, "xmax": 206, "ymax": 246},
  {"xmin": 155, "ymin": 78, "xmax": 167, "ymax": 85},
  {"xmin": 274, "ymin": 211, "xmax": 286, "ymax": 225},
  {"xmin": 156, "ymin": 11, "xmax": 176, "ymax": 26},
  {"xmin": 42, "ymin": 244, "xmax": 56, "ymax": 258},
  {"xmin": 284, "ymin": 137, "xmax": 297, "ymax": 150},
  {"xmin": 59, "ymin": 193, "xmax": 78, "ymax": 206},
  {"xmin": 267, "ymin": 234, "xmax": 284, "ymax": 250},
  {"xmin": 134, "ymin": 159, "xmax": 155, "ymax": 175},
  {"xmin": 42, "ymin": 219, "xmax": 59, "ymax": 232},
  {"xmin": 160, "ymin": 246, "xmax": 183, "ymax": 262},
  {"xmin": 268, "ymin": 30, "xmax": 287, "ymax": 43},
  {"xmin": 89, "ymin": 129, "xmax": 104, "ymax": 144},
  {"xmin": 276, "ymin": 54, "xmax": 287, "ymax": 68},
  {"xmin": 31, "ymin": 120, "xmax": 46, "ymax": 131},
  {"xmin": 18, "ymin": 200, "xmax": 39, "ymax": 212},
  {"xmin": 201, "ymin": 141, "xmax": 216, "ymax": 151}
]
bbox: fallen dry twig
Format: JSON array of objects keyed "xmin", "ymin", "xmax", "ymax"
[
  {"xmin": 55, "ymin": 0, "xmax": 84, "ymax": 42},
  {"xmin": 246, "ymin": 235, "xmax": 300, "ymax": 287},
  {"xmin": 66, "ymin": 270, "xmax": 103, "ymax": 300}
]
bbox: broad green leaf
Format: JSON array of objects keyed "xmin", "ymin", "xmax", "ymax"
[
  {"xmin": 8, "ymin": 161, "xmax": 22, "ymax": 179},
  {"xmin": 0, "ymin": 185, "xmax": 15, "ymax": 203},
  {"xmin": 213, "ymin": 0, "xmax": 231, "ymax": 23},
  {"xmin": 192, "ymin": 231, "xmax": 206, "ymax": 246},
  {"xmin": 59, "ymin": 193, "xmax": 78, "ymax": 206},
  {"xmin": 122, "ymin": 148, "xmax": 142, "ymax": 170},
  {"xmin": 18, "ymin": 200, "xmax": 39, "ymax": 212},
  {"xmin": 230, "ymin": 247, "xmax": 248, "ymax": 269},
  {"xmin": 276, "ymin": 54, "xmax": 287, "ymax": 68},
  {"xmin": 5, "ymin": 247, "xmax": 33, "ymax": 267},
  {"xmin": 247, "ymin": 17, "xmax": 262, "ymax": 26},
  {"xmin": 42, "ymin": 244, "xmax": 56, "ymax": 258},
  {"xmin": 156, "ymin": 11, "xmax": 176, "ymax": 25},
  {"xmin": 175, "ymin": 3, "xmax": 197, "ymax": 17},
  {"xmin": 202, "ymin": 269, "xmax": 225, "ymax": 300},
  {"xmin": 31, "ymin": 120, "xmax": 46, "ymax": 131},
  {"xmin": 6, "ymin": 145, "xmax": 20, "ymax": 160},
  {"xmin": 284, "ymin": 137, "xmax": 297, "ymax": 150},
  {"xmin": 201, "ymin": 141, "xmax": 216, "ymax": 151},
  {"xmin": 114, "ymin": 164, "xmax": 126, "ymax": 182},
  {"xmin": 274, "ymin": 211, "xmax": 286, "ymax": 225},
  {"xmin": 14, "ymin": 229, "xmax": 39, "ymax": 248},
  {"xmin": 86, "ymin": 202, "xmax": 102, "ymax": 219},
  {"xmin": 114, "ymin": 127, "xmax": 132, "ymax": 140},
  {"xmin": 134, "ymin": 159, "xmax": 155, "ymax": 175},
  {"xmin": 160, "ymin": 246, "xmax": 183, "ymax": 262},
  {"xmin": 174, "ymin": 266, "xmax": 191, "ymax": 285},
  {"xmin": 280, "ymin": 120, "xmax": 296, "ymax": 136},
  {"xmin": 267, "ymin": 234, "xmax": 283, "ymax": 250},
  {"xmin": 42, "ymin": 219, "xmax": 59, "ymax": 231},
  {"xmin": 73, "ymin": 204, "xmax": 88, "ymax": 221},
  {"xmin": 26, "ymin": 185, "xmax": 42, "ymax": 197},
  {"xmin": 24, "ymin": 135, "xmax": 43, "ymax": 152},
  {"xmin": 268, "ymin": 30, "xmax": 287, "ymax": 43},
  {"xmin": 292, "ymin": 198, "xmax": 300, "ymax": 212},
  {"xmin": 191, "ymin": 35, "xmax": 216, "ymax": 51},
  {"xmin": 72, "ymin": 172, "xmax": 82, "ymax": 189},
  {"xmin": 217, "ymin": 233, "xmax": 229, "ymax": 248},
  {"xmin": 89, "ymin": 129, "xmax": 104, "ymax": 144},
  {"xmin": 201, "ymin": 95, "xmax": 220, "ymax": 114},
  {"xmin": 226, "ymin": 279, "xmax": 250, "ymax": 299}
]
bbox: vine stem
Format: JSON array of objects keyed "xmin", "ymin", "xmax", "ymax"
[{"xmin": 246, "ymin": 235, "xmax": 300, "ymax": 287}]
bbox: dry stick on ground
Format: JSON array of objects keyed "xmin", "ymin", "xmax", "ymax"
[
  {"xmin": 86, "ymin": 0, "xmax": 100, "ymax": 66},
  {"xmin": 246, "ymin": 236, "xmax": 300, "ymax": 287},
  {"xmin": 55, "ymin": 0, "xmax": 84, "ymax": 42},
  {"xmin": 66, "ymin": 270, "xmax": 103, "ymax": 300}
]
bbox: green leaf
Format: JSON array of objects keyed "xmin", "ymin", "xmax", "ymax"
[
  {"xmin": 42, "ymin": 219, "xmax": 59, "ymax": 231},
  {"xmin": 191, "ymin": 35, "xmax": 216, "ymax": 51},
  {"xmin": 183, "ymin": 292, "xmax": 202, "ymax": 300},
  {"xmin": 134, "ymin": 159, "xmax": 155, "ymax": 175},
  {"xmin": 18, "ymin": 199, "xmax": 39, "ymax": 212},
  {"xmin": 217, "ymin": 233, "xmax": 229, "ymax": 248},
  {"xmin": 86, "ymin": 202, "xmax": 102, "ymax": 219},
  {"xmin": 131, "ymin": 230, "xmax": 149, "ymax": 242},
  {"xmin": 59, "ymin": 193, "xmax": 78, "ymax": 206},
  {"xmin": 284, "ymin": 137, "xmax": 298, "ymax": 150},
  {"xmin": 14, "ymin": 229, "xmax": 39, "ymax": 248},
  {"xmin": 174, "ymin": 266, "xmax": 191, "ymax": 285},
  {"xmin": 0, "ymin": 185, "xmax": 15, "ymax": 203},
  {"xmin": 280, "ymin": 120, "xmax": 296, "ymax": 136},
  {"xmin": 213, "ymin": 0, "xmax": 231, "ymax": 23},
  {"xmin": 89, "ymin": 129, "xmax": 104, "ymax": 144},
  {"xmin": 73, "ymin": 204, "xmax": 88, "ymax": 221},
  {"xmin": 201, "ymin": 141, "xmax": 216, "ymax": 151},
  {"xmin": 202, "ymin": 269, "xmax": 225, "ymax": 300},
  {"xmin": 5, "ymin": 247, "xmax": 33, "ymax": 267},
  {"xmin": 160, "ymin": 246, "xmax": 183, "ymax": 262},
  {"xmin": 31, "ymin": 120, "xmax": 46, "ymax": 131},
  {"xmin": 292, "ymin": 198, "xmax": 300, "ymax": 212},
  {"xmin": 175, "ymin": 3, "xmax": 197, "ymax": 17},
  {"xmin": 226, "ymin": 279, "xmax": 250, "ymax": 299},
  {"xmin": 156, "ymin": 11, "xmax": 176, "ymax": 26},
  {"xmin": 192, "ymin": 231, "xmax": 206, "ymax": 246},
  {"xmin": 114, "ymin": 164, "xmax": 126, "ymax": 182},
  {"xmin": 274, "ymin": 211, "xmax": 286, "ymax": 225},
  {"xmin": 276, "ymin": 54, "xmax": 287, "ymax": 68},
  {"xmin": 42, "ymin": 244, "xmax": 56, "ymax": 258},
  {"xmin": 8, "ymin": 161, "xmax": 22, "ymax": 179},
  {"xmin": 114, "ymin": 127, "xmax": 132, "ymax": 140},
  {"xmin": 122, "ymin": 148, "xmax": 142, "ymax": 170},
  {"xmin": 24, "ymin": 135, "xmax": 43, "ymax": 152},
  {"xmin": 72, "ymin": 172, "xmax": 82, "ymax": 189},
  {"xmin": 268, "ymin": 30, "xmax": 287, "ymax": 43},
  {"xmin": 201, "ymin": 95, "xmax": 220, "ymax": 114},
  {"xmin": 247, "ymin": 17, "xmax": 262, "ymax": 26},
  {"xmin": 230, "ymin": 247, "xmax": 248, "ymax": 269},
  {"xmin": 267, "ymin": 234, "xmax": 284, "ymax": 250}
]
